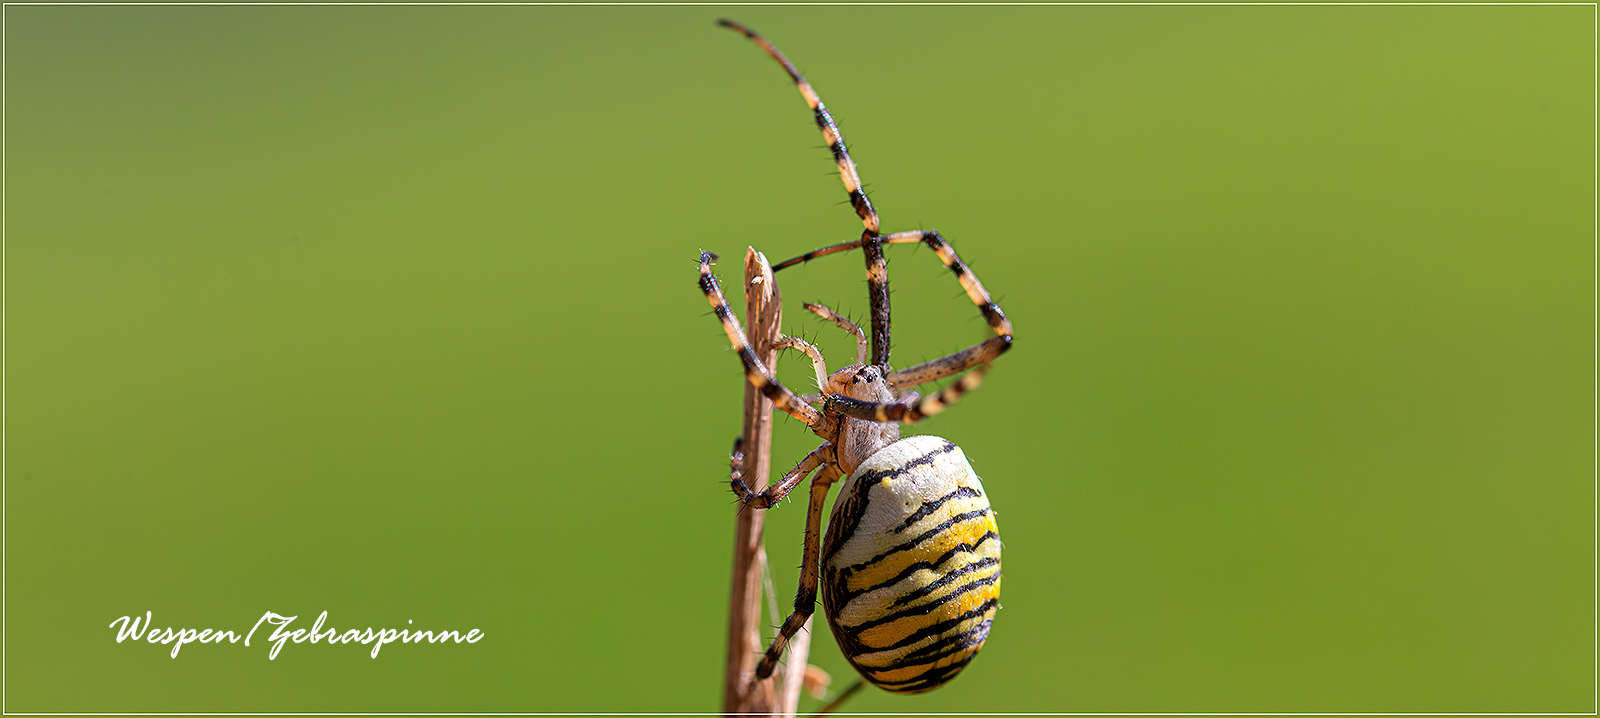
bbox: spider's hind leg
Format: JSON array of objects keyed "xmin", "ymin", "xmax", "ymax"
[{"xmin": 753, "ymin": 461, "xmax": 843, "ymax": 679}]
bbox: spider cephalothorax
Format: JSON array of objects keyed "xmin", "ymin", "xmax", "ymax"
[{"xmin": 700, "ymin": 20, "xmax": 1016, "ymax": 695}]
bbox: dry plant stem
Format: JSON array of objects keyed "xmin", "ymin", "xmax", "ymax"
[
  {"xmin": 759, "ymin": 554, "xmax": 813, "ymax": 718},
  {"xmin": 814, "ymin": 680, "xmax": 865, "ymax": 715},
  {"xmin": 775, "ymin": 616, "xmax": 813, "ymax": 717},
  {"xmin": 723, "ymin": 248, "xmax": 810, "ymax": 715}
]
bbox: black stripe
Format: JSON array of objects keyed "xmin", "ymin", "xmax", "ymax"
[
  {"xmin": 881, "ymin": 629, "xmax": 988, "ymax": 676},
  {"xmin": 849, "ymin": 189, "xmax": 872, "ymax": 216},
  {"xmin": 840, "ymin": 506, "xmax": 990, "ymax": 576},
  {"xmin": 892, "ymin": 486, "xmax": 981, "ymax": 534},
  {"xmin": 863, "ymin": 622, "xmax": 989, "ymax": 686},
  {"xmin": 980, "ymin": 302, "xmax": 1006, "ymax": 328},
  {"xmin": 872, "ymin": 650, "xmax": 977, "ymax": 689},
  {"xmin": 829, "ymin": 141, "xmax": 847, "ymax": 162},
  {"xmin": 842, "ymin": 530, "xmax": 998, "ymax": 601},
  {"xmin": 737, "ymin": 346, "xmax": 762, "ymax": 371},
  {"xmin": 854, "ymin": 438, "xmax": 957, "ymax": 486},
  {"xmin": 948, "ymin": 258, "xmax": 967, "ymax": 276},
  {"xmin": 876, "ymin": 597, "xmax": 999, "ymax": 652},
  {"xmin": 714, "ymin": 303, "xmax": 733, "ymax": 320},
  {"xmin": 821, "ymin": 439, "xmax": 957, "ymax": 566},
  {"xmin": 813, "ymin": 105, "xmax": 833, "ymax": 131},
  {"xmin": 898, "ymin": 611, "xmax": 993, "ymax": 663},
  {"xmin": 821, "ymin": 469, "xmax": 877, "ymax": 566},
  {"xmin": 872, "ymin": 651, "xmax": 978, "ymax": 693},
  {"xmin": 845, "ymin": 567, "xmax": 1000, "ymax": 638},
  {"xmin": 836, "ymin": 599, "xmax": 994, "ymax": 691},
  {"xmin": 889, "ymin": 556, "xmax": 1000, "ymax": 609}
]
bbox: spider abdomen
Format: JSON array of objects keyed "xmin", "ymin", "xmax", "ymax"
[{"xmin": 820, "ymin": 434, "xmax": 1001, "ymax": 694}]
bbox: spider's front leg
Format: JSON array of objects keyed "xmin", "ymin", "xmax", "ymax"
[
  {"xmin": 828, "ymin": 364, "xmax": 989, "ymax": 425},
  {"xmin": 753, "ymin": 461, "xmax": 843, "ymax": 680},
  {"xmin": 699, "ymin": 252, "xmax": 823, "ymax": 428}
]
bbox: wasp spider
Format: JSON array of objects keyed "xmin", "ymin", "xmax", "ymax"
[{"xmin": 700, "ymin": 20, "xmax": 1015, "ymax": 694}]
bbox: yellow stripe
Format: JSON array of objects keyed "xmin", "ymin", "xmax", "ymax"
[
  {"xmin": 843, "ymin": 511, "xmax": 996, "ymax": 595},
  {"xmin": 863, "ymin": 645, "xmax": 981, "ymax": 684},
  {"xmin": 853, "ymin": 564, "xmax": 1001, "ymax": 648}
]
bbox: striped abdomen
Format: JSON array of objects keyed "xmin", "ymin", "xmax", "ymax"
[{"xmin": 821, "ymin": 435, "xmax": 1001, "ymax": 693}]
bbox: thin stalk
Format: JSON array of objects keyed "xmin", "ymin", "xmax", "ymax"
[
  {"xmin": 775, "ymin": 616, "xmax": 814, "ymax": 717},
  {"xmin": 813, "ymin": 680, "xmax": 864, "ymax": 715},
  {"xmin": 722, "ymin": 248, "xmax": 810, "ymax": 715}
]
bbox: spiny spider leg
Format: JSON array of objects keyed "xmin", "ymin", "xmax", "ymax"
[
  {"xmin": 774, "ymin": 336, "xmax": 829, "ymax": 392},
  {"xmin": 887, "ymin": 343, "xmax": 1003, "ymax": 390},
  {"xmin": 769, "ymin": 228, "xmax": 1016, "ymax": 389},
  {"xmin": 752, "ymin": 461, "xmax": 842, "ymax": 680},
  {"xmin": 771, "ymin": 235, "xmax": 922, "ymax": 271},
  {"xmin": 881, "ymin": 229, "xmax": 1011, "ymax": 387},
  {"xmin": 718, "ymin": 18, "xmax": 892, "ymax": 368},
  {"xmin": 801, "ymin": 302, "xmax": 868, "ymax": 366},
  {"xmin": 716, "ymin": 19, "xmax": 878, "ymax": 235},
  {"xmin": 699, "ymin": 252, "xmax": 823, "ymax": 428},
  {"xmin": 734, "ymin": 444, "xmax": 830, "ymax": 510}
]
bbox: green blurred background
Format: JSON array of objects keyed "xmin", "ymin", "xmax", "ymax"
[{"xmin": 5, "ymin": 5, "xmax": 1592, "ymax": 713}]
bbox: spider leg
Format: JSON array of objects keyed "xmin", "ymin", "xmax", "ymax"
[
  {"xmin": 827, "ymin": 364, "xmax": 989, "ymax": 425},
  {"xmin": 774, "ymin": 336, "xmax": 829, "ymax": 393},
  {"xmin": 886, "ymin": 230, "xmax": 1012, "ymax": 338},
  {"xmin": 878, "ymin": 230, "xmax": 1013, "ymax": 387},
  {"xmin": 768, "ymin": 230, "xmax": 1014, "ymax": 387},
  {"xmin": 700, "ymin": 252, "xmax": 823, "ymax": 428},
  {"xmin": 886, "ymin": 340, "xmax": 1007, "ymax": 389},
  {"xmin": 801, "ymin": 302, "xmax": 868, "ymax": 366},
  {"xmin": 754, "ymin": 461, "xmax": 843, "ymax": 679},
  {"xmin": 735, "ymin": 444, "xmax": 830, "ymax": 509},
  {"xmin": 717, "ymin": 19, "xmax": 892, "ymax": 368},
  {"xmin": 771, "ymin": 234, "xmax": 922, "ymax": 271},
  {"xmin": 861, "ymin": 232, "xmax": 892, "ymax": 370},
  {"xmin": 718, "ymin": 19, "xmax": 877, "ymax": 235}
]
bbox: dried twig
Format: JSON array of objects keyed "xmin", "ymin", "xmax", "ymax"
[
  {"xmin": 722, "ymin": 248, "xmax": 812, "ymax": 715},
  {"xmin": 813, "ymin": 679, "xmax": 864, "ymax": 716},
  {"xmin": 775, "ymin": 615, "xmax": 814, "ymax": 717}
]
